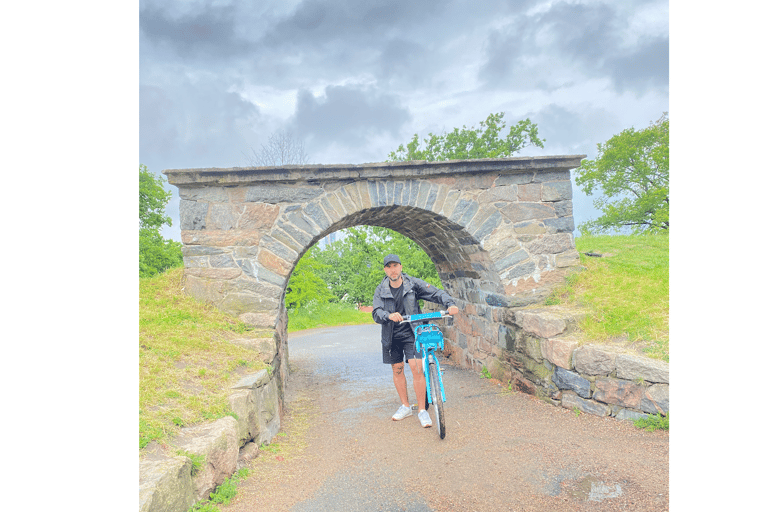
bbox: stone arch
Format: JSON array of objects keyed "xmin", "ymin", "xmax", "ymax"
[{"xmin": 165, "ymin": 156, "xmax": 584, "ymax": 390}]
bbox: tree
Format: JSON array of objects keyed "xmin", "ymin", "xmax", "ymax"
[
  {"xmin": 284, "ymin": 245, "xmax": 334, "ymax": 309},
  {"xmin": 312, "ymin": 226, "xmax": 440, "ymax": 306},
  {"xmin": 140, "ymin": 164, "xmax": 183, "ymax": 277},
  {"xmin": 574, "ymin": 113, "xmax": 669, "ymax": 234},
  {"xmin": 387, "ymin": 112, "xmax": 545, "ymax": 162},
  {"xmin": 245, "ymin": 130, "xmax": 309, "ymax": 166}
]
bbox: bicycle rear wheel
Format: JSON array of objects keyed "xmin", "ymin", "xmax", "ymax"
[{"xmin": 428, "ymin": 354, "xmax": 446, "ymax": 439}]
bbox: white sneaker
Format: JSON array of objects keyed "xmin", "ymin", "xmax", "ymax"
[
  {"xmin": 418, "ymin": 410, "xmax": 432, "ymax": 428},
  {"xmin": 392, "ymin": 404, "xmax": 413, "ymax": 421}
]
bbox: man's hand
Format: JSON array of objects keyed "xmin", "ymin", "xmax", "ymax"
[
  {"xmin": 388, "ymin": 312, "xmax": 404, "ymax": 322},
  {"xmin": 447, "ymin": 305, "xmax": 458, "ymax": 316}
]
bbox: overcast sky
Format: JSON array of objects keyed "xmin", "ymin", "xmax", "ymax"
[{"xmin": 139, "ymin": 0, "xmax": 669, "ymax": 241}]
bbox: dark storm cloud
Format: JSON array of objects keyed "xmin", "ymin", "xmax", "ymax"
[
  {"xmin": 140, "ymin": 4, "xmax": 250, "ymax": 59},
  {"xmin": 479, "ymin": 1, "xmax": 667, "ymax": 95},
  {"xmin": 140, "ymin": 78, "xmax": 260, "ymax": 170},
  {"xmin": 289, "ymin": 85, "xmax": 410, "ymax": 145},
  {"xmin": 604, "ymin": 35, "xmax": 669, "ymax": 94}
]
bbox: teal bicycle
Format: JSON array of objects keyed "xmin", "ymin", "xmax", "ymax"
[{"xmin": 401, "ymin": 310, "xmax": 452, "ymax": 439}]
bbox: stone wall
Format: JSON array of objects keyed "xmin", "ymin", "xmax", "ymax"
[
  {"xmin": 139, "ymin": 368, "xmax": 281, "ymax": 512},
  {"xmin": 428, "ymin": 302, "xmax": 669, "ymax": 420}
]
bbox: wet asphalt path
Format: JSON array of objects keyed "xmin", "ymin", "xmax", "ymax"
[{"xmin": 224, "ymin": 323, "xmax": 669, "ymax": 512}]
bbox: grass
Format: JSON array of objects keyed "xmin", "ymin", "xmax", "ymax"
[
  {"xmin": 139, "ymin": 268, "xmax": 270, "ymax": 450},
  {"xmin": 189, "ymin": 468, "xmax": 252, "ymax": 511},
  {"xmin": 545, "ymin": 233, "xmax": 669, "ymax": 362},
  {"xmin": 287, "ymin": 301, "xmax": 373, "ymax": 332},
  {"xmin": 634, "ymin": 412, "xmax": 669, "ymax": 431}
]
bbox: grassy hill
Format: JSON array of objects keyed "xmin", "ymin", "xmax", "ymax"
[
  {"xmin": 547, "ymin": 233, "xmax": 669, "ymax": 362},
  {"xmin": 139, "ymin": 233, "xmax": 669, "ymax": 448}
]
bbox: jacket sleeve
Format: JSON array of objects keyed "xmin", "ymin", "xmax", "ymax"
[
  {"xmin": 412, "ymin": 277, "xmax": 456, "ymax": 309},
  {"xmin": 371, "ymin": 284, "xmax": 390, "ymax": 324}
]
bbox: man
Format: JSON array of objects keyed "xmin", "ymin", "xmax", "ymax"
[{"xmin": 372, "ymin": 254, "xmax": 459, "ymax": 428}]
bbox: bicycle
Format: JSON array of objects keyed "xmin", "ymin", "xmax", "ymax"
[{"xmin": 401, "ymin": 310, "xmax": 452, "ymax": 439}]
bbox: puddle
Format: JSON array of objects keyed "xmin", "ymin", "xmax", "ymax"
[{"xmin": 565, "ymin": 476, "xmax": 623, "ymax": 502}]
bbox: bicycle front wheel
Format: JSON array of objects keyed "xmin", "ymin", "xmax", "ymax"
[{"xmin": 428, "ymin": 354, "xmax": 446, "ymax": 439}]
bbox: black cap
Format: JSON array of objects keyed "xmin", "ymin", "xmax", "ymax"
[{"xmin": 383, "ymin": 254, "xmax": 401, "ymax": 266}]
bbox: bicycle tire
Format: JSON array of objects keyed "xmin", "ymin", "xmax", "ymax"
[{"xmin": 428, "ymin": 354, "xmax": 446, "ymax": 439}]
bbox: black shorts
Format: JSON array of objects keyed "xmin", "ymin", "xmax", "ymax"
[{"xmin": 383, "ymin": 335, "xmax": 422, "ymax": 365}]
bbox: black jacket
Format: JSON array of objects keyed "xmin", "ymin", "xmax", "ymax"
[{"xmin": 372, "ymin": 273, "xmax": 456, "ymax": 353}]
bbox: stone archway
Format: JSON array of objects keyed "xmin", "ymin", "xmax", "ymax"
[{"xmin": 164, "ymin": 155, "xmax": 585, "ymax": 392}]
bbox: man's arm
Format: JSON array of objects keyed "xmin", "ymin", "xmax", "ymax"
[{"xmin": 413, "ymin": 277, "xmax": 459, "ymax": 314}]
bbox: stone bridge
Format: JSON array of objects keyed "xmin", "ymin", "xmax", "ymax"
[{"xmin": 163, "ymin": 155, "xmax": 585, "ymax": 395}]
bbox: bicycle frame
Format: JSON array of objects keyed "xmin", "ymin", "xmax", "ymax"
[{"xmin": 401, "ymin": 311, "xmax": 450, "ymax": 406}]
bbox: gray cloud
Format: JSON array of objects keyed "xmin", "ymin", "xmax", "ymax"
[
  {"xmin": 139, "ymin": 4, "xmax": 252, "ymax": 59},
  {"xmin": 478, "ymin": 1, "xmax": 667, "ymax": 95},
  {"xmin": 289, "ymin": 85, "xmax": 411, "ymax": 147},
  {"xmin": 605, "ymin": 36, "xmax": 669, "ymax": 94},
  {"xmin": 140, "ymin": 78, "xmax": 260, "ymax": 171}
]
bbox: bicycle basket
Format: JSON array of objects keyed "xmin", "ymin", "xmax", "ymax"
[{"xmin": 414, "ymin": 324, "xmax": 444, "ymax": 352}]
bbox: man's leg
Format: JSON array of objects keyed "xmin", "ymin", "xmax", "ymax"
[
  {"xmin": 408, "ymin": 358, "xmax": 427, "ymax": 411},
  {"xmin": 391, "ymin": 362, "xmax": 410, "ymax": 406}
]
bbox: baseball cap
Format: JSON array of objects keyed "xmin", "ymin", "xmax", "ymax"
[{"xmin": 383, "ymin": 254, "xmax": 401, "ymax": 266}]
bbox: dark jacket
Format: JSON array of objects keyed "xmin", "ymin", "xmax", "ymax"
[{"xmin": 372, "ymin": 273, "xmax": 456, "ymax": 353}]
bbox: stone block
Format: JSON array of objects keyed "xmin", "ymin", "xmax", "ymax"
[
  {"xmin": 573, "ymin": 345, "xmax": 617, "ymax": 376},
  {"xmin": 615, "ymin": 408, "xmax": 650, "ymax": 422},
  {"xmin": 640, "ymin": 384, "xmax": 669, "ymax": 415},
  {"xmin": 174, "ymin": 416, "xmax": 239, "ymax": 501},
  {"xmin": 593, "ymin": 378, "xmax": 645, "ymax": 409},
  {"xmin": 561, "ymin": 392, "xmax": 610, "ymax": 417},
  {"xmin": 542, "ymin": 180, "xmax": 573, "ymax": 201},
  {"xmin": 541, "ymin": 336, "xmax": 579, "ymax": 369},
  {"xmin": 515, "ymin": 309, "xmax": 568, "ymax": 339},
  {"xmin": 525, "ymin": 233, "xmax": 574, "ymax": 255},
  {"xmin": 139, "ymin": 456, "xmax": 196, "ymax": 512},
  {"xmin": 552, "ymin": 366, "xmax": 591, "ymax": 398},
  {"xmin": 616, "ymin": 354, "xmax": 669, "ymax": 384}
]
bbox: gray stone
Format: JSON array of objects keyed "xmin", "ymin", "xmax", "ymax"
[
  {"xmin": 616, "ymin": 353, "xmax": 669, "ymax": 384},
  {"xmin": 174, "ymin": 416, "xmax": 239, "ymax": 501},
  {"xmin": 304, "ymin": 201, "xmax": 331, "ymax": 231},
  {"xmin": 615, "ymin": 408, "xmax": 650, "ymax": 422},
  {"xmin": 573, "ymin": 346, "xmax": 617, "ymax": 376},
  {"xmin": 245, "ymin": 185, "xmax": 322, "ymax": 203},
  {"xmin": 183, "ymin": 246, "xmax": 224, "ymax": 257},
  {"xmin": 552, "ymin": 366, "xmax": 591, "ymax": 398},
  {"xmin": 561, "ymin": 392, "xmax": 610, "ymax": 417},
  {"xmin": 496, "ymin": 249, "xmax": 529, "ymax": 270},
  {"xmin": 180, "ymin": 200, "xmax": 209, "ymax": 230},
  {"xmin": 543, "ymin": 216, "xmax": 575, "ymax": 234},
  {"xmin": 232, "ymin": 369, "xmax": 272, "ymax": 389},
  {"xmin": 506, "ymin": 260, "xmax": 537, "ymax": 280},
  {"xmin": 139, "ymin": 456, "xmax": 196, "ymax": 512},
  {"xmin": 640, "ymin": 383, "xmax": 669, "ymax": 415},
  {"xmin": 525, "ymin": 233, "xmax": 574, "ymax": 255},
  {"xmin": 542, "ymin": 181, "xmax": 573, "ymax": 201}
]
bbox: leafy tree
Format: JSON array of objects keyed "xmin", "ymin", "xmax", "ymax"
[
  {"xmin": 312, "ymin": 227, "xmax": 440, "ymax": 306},
  {"xmin": 387, "ymin": 112, "xmax": 544, "ymax": 162},
  {"xmin": 140, "ymin": 164, "xmax": 182, "ymax": 277},
  {"xmin": 575, "ymin": 113, "xmax": 669, "ymax": 234},
  {"xmin": 245, "ymin": 130, "xmax": 309, "ymax": 166},
  {"xmin": 284, "ymin": 245, "xmax": 333, "ymax": 309}
]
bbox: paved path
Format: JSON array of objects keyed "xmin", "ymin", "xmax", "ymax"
[{"xmin": 223, "ymin": 324, "xmax": 669, "ymax": 511}]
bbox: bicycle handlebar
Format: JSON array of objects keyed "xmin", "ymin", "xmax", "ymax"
[{"xmin": 400, "ymin": 311, "xmax": 453, "ymax": 323}]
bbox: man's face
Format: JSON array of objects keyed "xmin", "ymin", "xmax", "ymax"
[{"xmin": 384, "ymin": 262, "xmax": 402, "ymax": 282}]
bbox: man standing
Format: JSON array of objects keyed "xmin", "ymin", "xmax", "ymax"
[{"xmin": 372, "ymin": 254, "xmax": 459, "ymax": 428}]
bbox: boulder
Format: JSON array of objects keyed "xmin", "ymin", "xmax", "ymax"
[
  {"xmin": 541, "ymin": 336, "xmax": 579, "ymax": 369},
  {"xmin": 139, "ymin": 456, "xmax": 196, "ymax": 512},
  {"xmin": 561, "ymin": 391, "xmax": 610, "ymax": 417},
  {"xmin": 616, "ymin": 353, "xmax": 669, "ymax": 384},
  {"xmin": 173, "ymin": 416, "xmax": 239, "ymax": 502},
  {"xmin": 552, "ymin": 366, "xmax": 591, "ymax": 398},
  {"xmin": 573, "ymin": 345, "xmax": 617, "ymax": 376}
]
